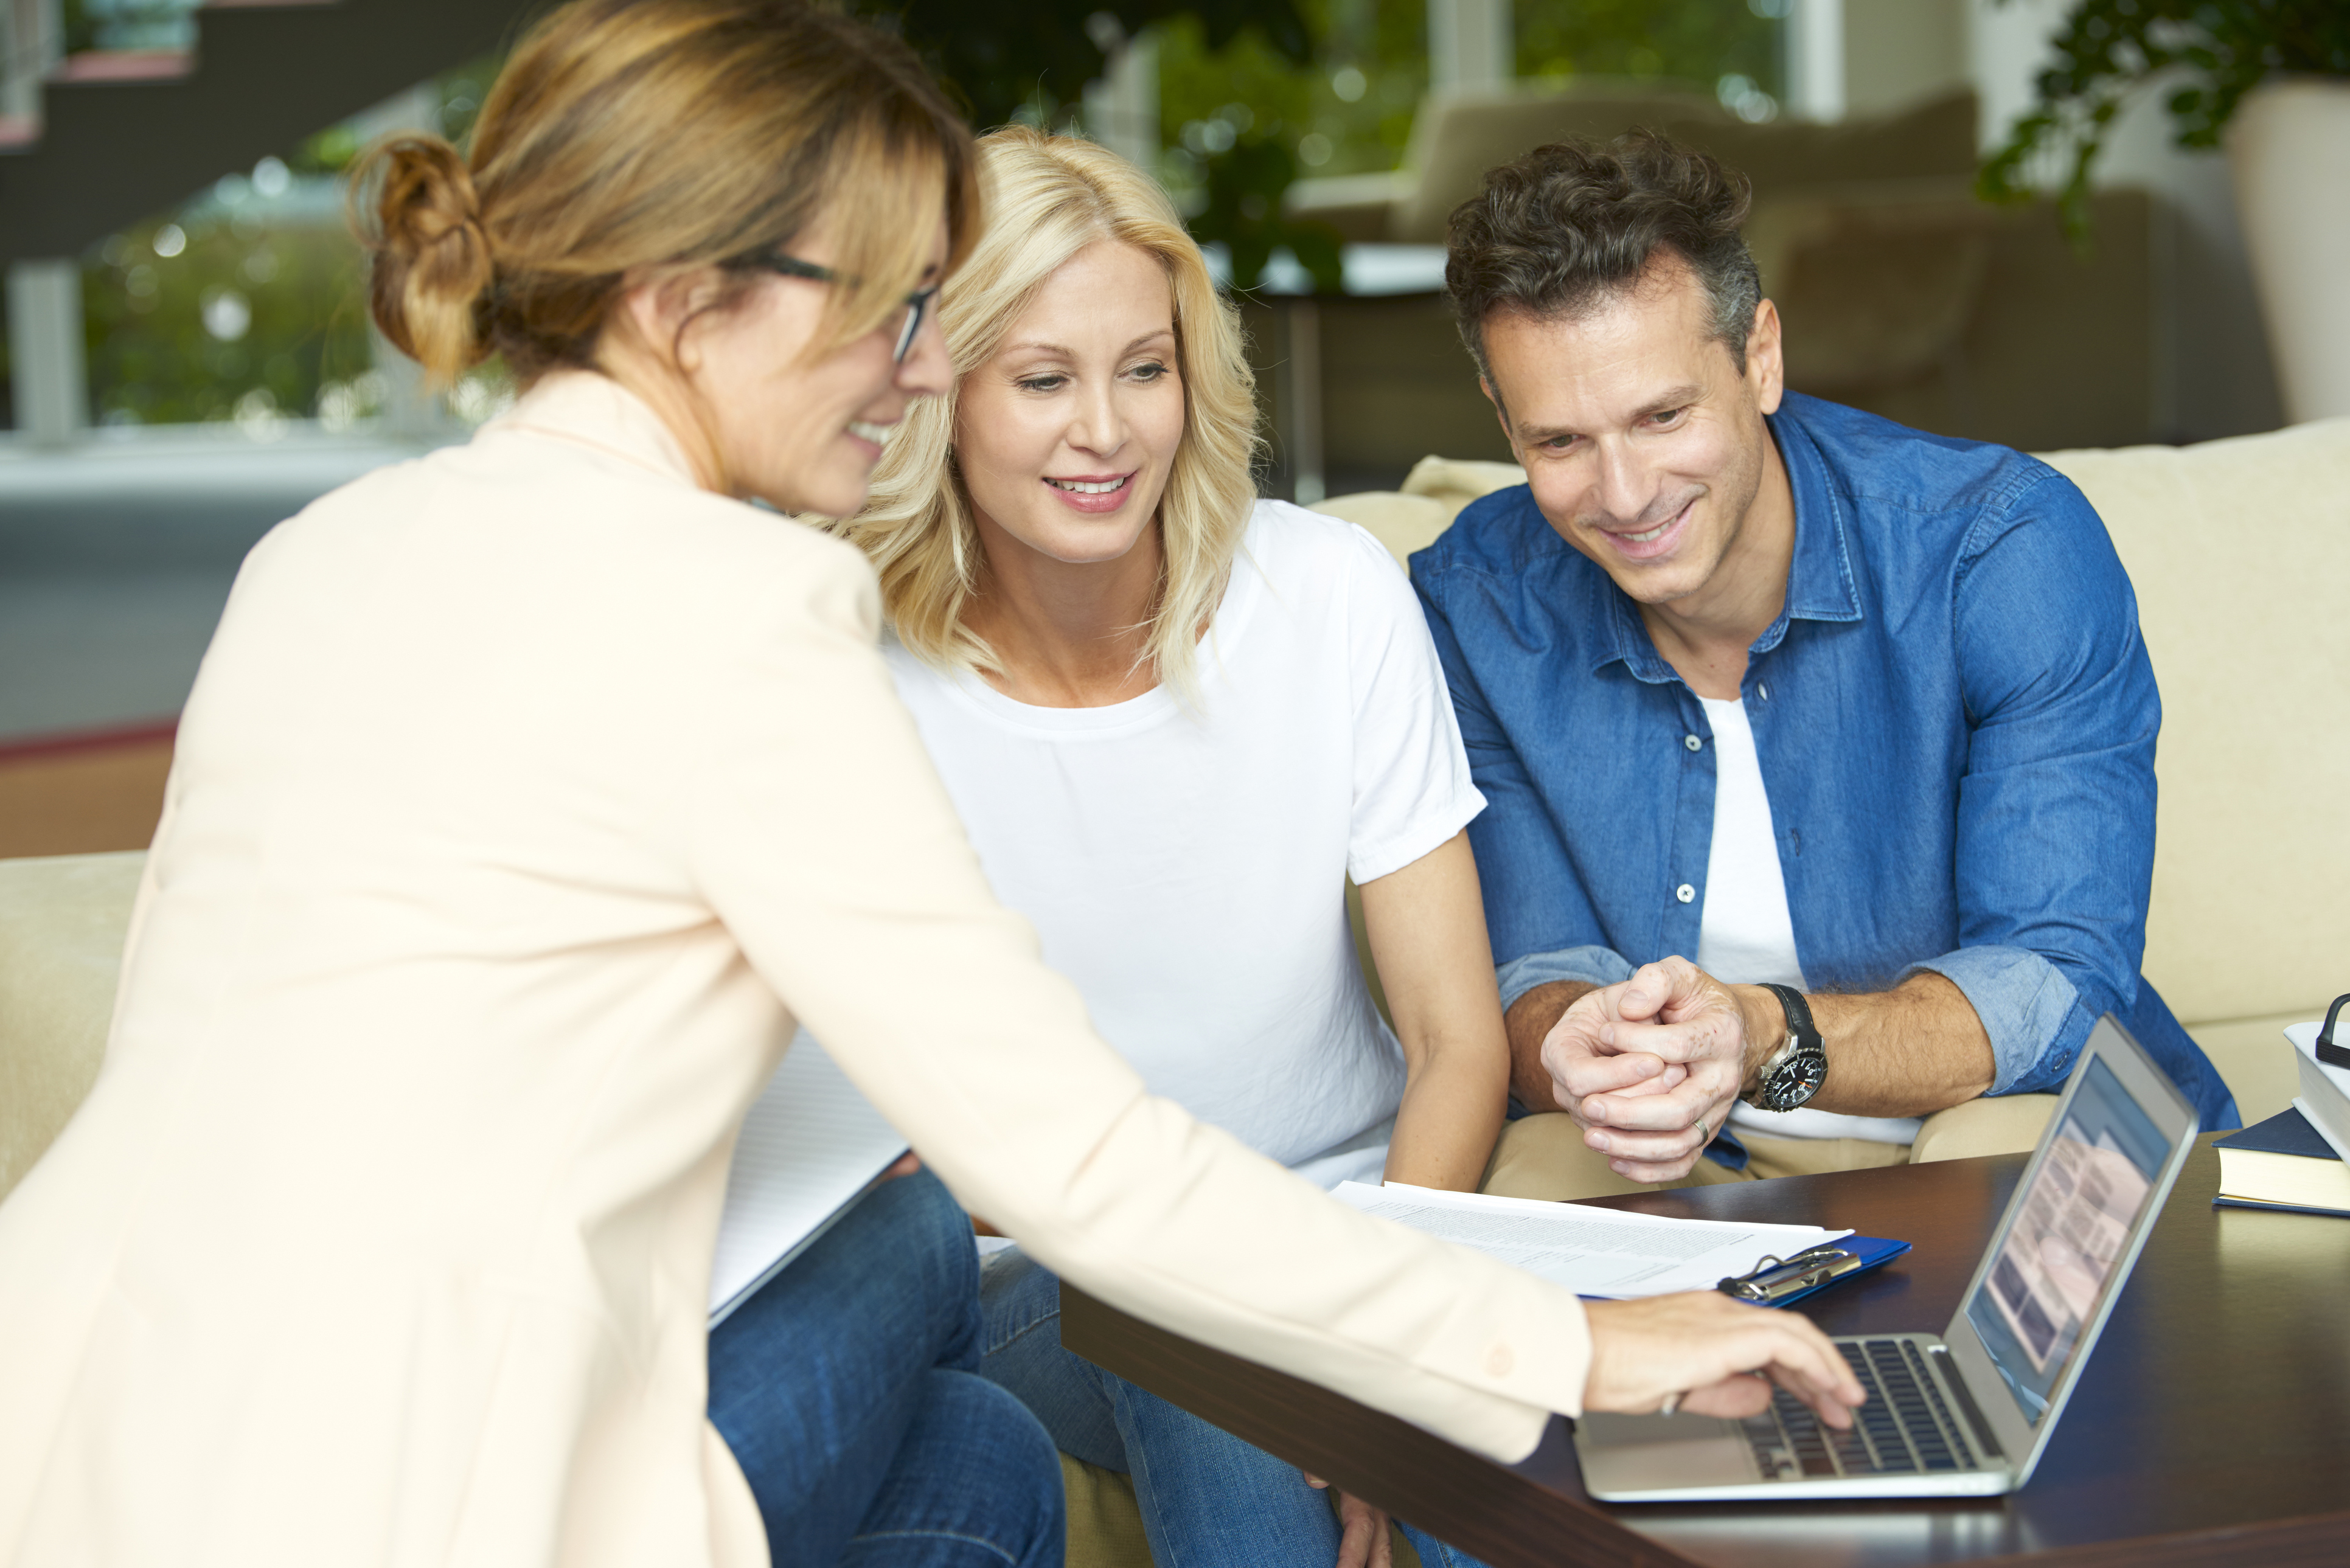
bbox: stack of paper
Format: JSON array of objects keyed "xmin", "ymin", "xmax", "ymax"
[
  {"xmin": 709, "ymin": 1032, "xmax": 909, "ymax": 1327},
  {"xmin": 1333, "ymin": 1182, "xmax": 1852, "ymax": 1299},
  {"xmin": 2284, "ymin": 1020, "xmax": 2350, "ymax": 1165},
  {"xmin": 2214, "ymin": 1108, "xmax": 2350, "ymax": 1218}
]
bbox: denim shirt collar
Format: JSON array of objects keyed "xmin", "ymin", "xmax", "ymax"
[{"xmin": 1588, "ymin": 409, "xmax": 1864, "ymax": 684}]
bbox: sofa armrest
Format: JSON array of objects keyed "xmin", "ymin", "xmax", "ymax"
[{"xmin": 0, "ymin": 851, "xmax": 144, "ymax": 1204}]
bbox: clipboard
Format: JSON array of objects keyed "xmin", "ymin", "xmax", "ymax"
[{"xmin": 1715, "ymin": 1235, "xmax": 1911, "ymax": 1307}]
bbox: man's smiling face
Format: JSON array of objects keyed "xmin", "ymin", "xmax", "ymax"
[{"xmin": 1478, "ymin": 252, "xmax": 1783, "ymax": 614}]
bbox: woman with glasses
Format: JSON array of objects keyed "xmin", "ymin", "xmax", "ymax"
[
  {"xmin": 757, "ymin": 252, "xmax": 941, "ymax": 364},
  {"xmin": 0, "ymin": 4, "xmax": 1863, "ymax": 1566}
]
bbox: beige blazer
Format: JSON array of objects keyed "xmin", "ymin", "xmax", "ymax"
[{"xmin": 0, "ymin": 373, "xmax": 1593, "ymax": 1567}]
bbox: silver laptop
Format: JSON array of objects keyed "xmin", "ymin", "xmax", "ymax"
[{"xmin": 1574, "ymin": 1014, "xmax": 2198, "ymax": 1500}]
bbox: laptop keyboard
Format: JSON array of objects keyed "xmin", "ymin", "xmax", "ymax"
[{"xmin": 1738, "ymin": 1339, "xmax": 1978, "ymax": 1479}]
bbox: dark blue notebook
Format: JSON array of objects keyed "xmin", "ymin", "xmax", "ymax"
[
  {"xmin": 2218, "ymin": 1105, "xmax": 2343, "ymax": 1159},
  {"xmin": 2213, "ymin": 1107, "xmax": 2350, "ymax": 1219}
]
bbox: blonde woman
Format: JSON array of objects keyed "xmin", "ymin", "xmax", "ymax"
[{"xmin": 835, "ymin": 128, "xmax": 1510, "ymax": 1568}]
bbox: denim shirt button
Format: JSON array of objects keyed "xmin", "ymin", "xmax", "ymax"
[
  {"xmin": 1675, "ymin": 883, "xmax": 1695, "ymax": 903},
  {"xmin": 1684, "ymin": 733, "xmax": 1703, "ymax": 751}
]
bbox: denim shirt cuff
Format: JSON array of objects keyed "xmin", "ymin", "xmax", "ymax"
[
  {"xmin": 1902, "ymin": 945, "xmax": 2087, "ymax": 1095},
  {"xmin": 1495, "ymin": 945, "xmax": 1638, "ymax": 1014}
]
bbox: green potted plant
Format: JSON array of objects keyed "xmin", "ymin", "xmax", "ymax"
[{"xmin": 1978, "ymin": 1, "xmax": 2350, "ymax": 423}]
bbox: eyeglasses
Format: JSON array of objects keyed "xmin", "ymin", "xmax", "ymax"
[
  {"xmin": 2317, "ymin": 994, "xmax": 2350, "ymax": 1069},
  {"xmin": 752, "ymin": 252, "xmax": 939, "ymax": 363}
]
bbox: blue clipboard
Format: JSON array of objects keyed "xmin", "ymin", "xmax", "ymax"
[{"xmin": 1715, "ymin": 1235, "xmax": 1912, "ymax": 1308}]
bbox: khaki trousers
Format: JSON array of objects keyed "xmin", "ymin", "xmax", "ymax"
[{"xmin": 1480, "ymin": 1095, "xmax": 2062, "ymax": 1202}]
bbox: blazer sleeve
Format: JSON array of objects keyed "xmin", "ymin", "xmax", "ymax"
[{"xmin": 674, "ymin": 541, "xmax": 1592, "ymax": 1462}]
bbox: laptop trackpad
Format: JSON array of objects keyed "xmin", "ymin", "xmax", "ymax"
[{"xmin": 1576, "ymin": 1412, "xmax": 1761, "ymax": 1491}]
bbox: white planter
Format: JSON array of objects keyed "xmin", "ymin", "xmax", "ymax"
[{"xmin": 2228, "ymin": 77, "xmax": 2350, "ymax": 425}]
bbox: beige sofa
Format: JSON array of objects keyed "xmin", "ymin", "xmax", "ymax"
[{"xmin": 4, "ymin": 419, "xmax": 2345, "ymax": 1567}]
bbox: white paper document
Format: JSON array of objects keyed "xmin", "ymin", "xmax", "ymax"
[
  {"xmin": 2282, "ymin": 1020, "xmax": 2343, "ymax": 1081},
  {"xmin": 1334, "ymin": 1181, "xmax": 1851, "ymax": 1299},
  {"xmin": 708, "ymin": 1032, "xmax": 908, "ymax": 1327},
  {"xmin": 2284, "ymin": 1021, "xmax": 2350, "ymax": 1164}
]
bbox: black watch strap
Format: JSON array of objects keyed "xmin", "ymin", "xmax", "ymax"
[
  {"xmin": 1759, "ymin": 982, "xmax": 1819, "ymax": 1049},
  {"xmin": 1748, "ymin": 983, "xmax": 1826, "ymax": 1111},
  {"xmin": 2317, "ymin": 993, "xmax": 2350, "ymax": 1070}
]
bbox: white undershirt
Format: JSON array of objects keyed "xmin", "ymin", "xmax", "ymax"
[{"xmin": 1697, "ymin": 695, "xmax": 1922, "ymax": 1145}]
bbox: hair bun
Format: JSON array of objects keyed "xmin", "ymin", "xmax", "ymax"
[{"xmin": 357, "ymin": 134, "xmax": 494, "ymax": 382}]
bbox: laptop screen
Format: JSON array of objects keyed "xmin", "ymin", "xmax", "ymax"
[{"xmin": 1962, "ymin": 1055, "xmax": 2172, "ymax": 1425}]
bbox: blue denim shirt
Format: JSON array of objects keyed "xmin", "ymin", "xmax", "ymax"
[{"xmin": 1410, "ymin": 393, "xmax": 2237, "ymax": 1140}]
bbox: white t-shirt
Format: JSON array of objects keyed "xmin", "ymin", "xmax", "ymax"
[
  {"xmin": 1697, "ymin": 695, "xmax": 1922, "ymax": 1145},
  {"xmin": 886, "ymin": 501, "xmax": 1486, "ymax": 1188}
]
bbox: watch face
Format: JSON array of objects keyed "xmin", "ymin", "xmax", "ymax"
[{"xmin": 1760, "ymin": 1044, "xmax": 1827, "ymax": 1112}]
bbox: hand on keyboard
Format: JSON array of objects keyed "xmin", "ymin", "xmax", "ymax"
[
  {"xmin": 1582, "ymin": 1291, "xmax": 1869, "ymax": 1428},
  {"xmin": 1741, "ymin": 1341, "xmax": 1976, "ymax": 1477}
]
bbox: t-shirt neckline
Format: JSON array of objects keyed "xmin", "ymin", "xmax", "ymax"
[{"xmin": 936, "ymin": 512, "xmax": 1266, "ymax": 735}]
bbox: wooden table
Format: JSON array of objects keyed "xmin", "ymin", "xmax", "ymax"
[{"xmin": 1062, "ymin": 1139, "xmax": 2350, "ymax": 1566}]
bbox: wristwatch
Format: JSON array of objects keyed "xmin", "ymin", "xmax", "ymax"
[{"xmin": 1745, "ymin": 982, "xmax": 1827, "ymax": 1112}]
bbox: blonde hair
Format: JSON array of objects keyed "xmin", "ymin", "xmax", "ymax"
[
  {"xmin": 832, "ymin": 127, "xmax": 1261, "ymax": 699},
  {"xmin": 353, "ymin": 0, "xmax": 979, "ymax": 388}
]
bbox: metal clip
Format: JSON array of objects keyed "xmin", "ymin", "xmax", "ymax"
[{"xmin": 1716, "ymin": 1244, "xmax": 1863, "ymax": 1304}]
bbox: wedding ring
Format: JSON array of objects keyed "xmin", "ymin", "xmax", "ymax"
[{"xmin": 1660, "ymin": 1391, "xmax": 1682, "ymax": 1418}]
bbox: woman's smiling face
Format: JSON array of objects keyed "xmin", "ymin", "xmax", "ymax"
[
  {"xmin": 952, "ymin": 240, "xmax": 1186, "ymax": 568},
  {"xmin": 680, "ymin": 213, "xmax": 952, "ymax": 518}
]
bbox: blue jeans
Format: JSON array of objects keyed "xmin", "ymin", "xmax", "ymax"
[
  {"xmin": 979, "ymin": 1247, "xmax": 1490, "ymax": 1568},
  {"xmin": 709, "ymin": 1170, "xmax": 1065, "ymax": 1567}
]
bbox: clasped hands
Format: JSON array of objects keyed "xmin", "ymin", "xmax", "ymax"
[{"xmin": 1538, "ymin": 956, "xmax": 1778, "ymax": 1184}]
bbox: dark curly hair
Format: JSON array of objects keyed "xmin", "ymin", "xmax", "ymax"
[{"xmin": 1445, "ymin": 130, "xmax": 1760, "ymax": 385}]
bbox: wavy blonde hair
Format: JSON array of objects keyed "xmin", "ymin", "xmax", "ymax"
[{"xmin": 830, "ymin": 127, "xmax": 1260, "ymax": 699}]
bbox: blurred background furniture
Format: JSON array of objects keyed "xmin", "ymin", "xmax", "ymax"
[
  {"xmin": 4, "ymin": 0, "xmax": 2293, "ymax": 763},
  {"xmin": 1261, "ymin": 82, "xmax": 2171, "ymax": 501}
]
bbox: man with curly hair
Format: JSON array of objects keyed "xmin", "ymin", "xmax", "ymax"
[{"xmin": 1414, "ymin": 131, "xmax": 2237, "ymax": 1199}]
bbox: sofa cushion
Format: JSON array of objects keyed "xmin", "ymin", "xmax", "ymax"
[
  {"xmin": 0, "ymin": 850, "xmax": 144, "ymax": 1202},
  {"xmin": 1295, "ymin": 83, "xmax": 1977, "ymax": 246},
  {"xmin": 1061, "ymin": 1454, "xmax": 1152, "ymax": 1568},
  {"xmin": 1310, "ymin": 490, "xmax": 1450, "ymax": 571},
  {"xmin": 1378, "ymin": 82, "xmax": 1729, "ymax": 245},
  {"xmin": 1314, "ymin": 456, "xmax": 1529, "ymax": 569},
  {"xmin": 2183, "ymin": 1011, "xmax": 2316, "ymax": 1126},
  {"xmin": 1059, "ymin": 1452, "xmax": 1425, "ymax": 1568},
  {"xmin": 1688, "ymin": 91, "xmax": 1979, "ymax": 200}
]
